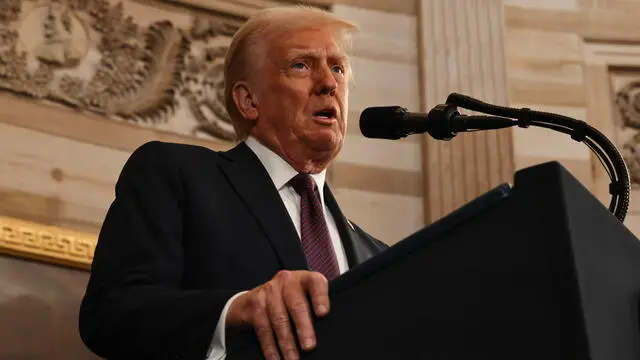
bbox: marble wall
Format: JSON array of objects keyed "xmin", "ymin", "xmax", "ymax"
[{"xmin": 502, "ymin": 0, "xmax": 640, "ymax": 233}]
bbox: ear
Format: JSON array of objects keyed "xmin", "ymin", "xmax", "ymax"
[{"xmin": 231, "ymin": 82, "xmax": 259, "ymax": 122}]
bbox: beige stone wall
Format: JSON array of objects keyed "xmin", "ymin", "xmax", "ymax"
[
  {"xmin": 330, "ymin": 5, "xmax": 424, "ymax": 243},
  {"xmin": 505, "ymin": 0, "xmax": 591, "ymax": 190},
  {"xmin": 502, "ymin": 0, "xmax": 640, "ymax": 234}
]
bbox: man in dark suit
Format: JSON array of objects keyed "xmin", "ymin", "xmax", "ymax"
[{"xmin": 79, "ymin": 6, "xmax": 387, "ymax": 360}]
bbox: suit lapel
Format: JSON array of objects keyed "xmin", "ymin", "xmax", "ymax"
[
  {"xmin": 219, "ymin": 143, "xmax": 308, "ymax": 271},
  {"xmin": 323, "ymin": 185, "xmax": 362, "ymax": 269}
]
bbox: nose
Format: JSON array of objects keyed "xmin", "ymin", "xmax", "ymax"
[{"xmin": 315, "ymin": 64, "xmax": 338, "ymax": 96}]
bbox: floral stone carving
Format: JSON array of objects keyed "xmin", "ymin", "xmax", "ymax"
[
  {"xmin": 616, "ymin": 81, "xmax": 640, "ymax": 186},
  {"xmin": 0, "ymin": 0, "xmax": 244, "ymax": 141}
]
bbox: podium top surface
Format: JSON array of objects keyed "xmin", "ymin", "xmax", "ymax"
[{"xmin": 330, "ymin": 182, "xmax": 512, "ymax": 295}]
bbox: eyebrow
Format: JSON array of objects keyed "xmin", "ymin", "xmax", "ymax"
[{"xmin": 286, "ymin": 49, "xmax": 349, "ymax": 64}]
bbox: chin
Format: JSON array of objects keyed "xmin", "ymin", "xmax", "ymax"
[{"xmin": 303, "ymin": 132, "xmax": 341, "ymax": 153}]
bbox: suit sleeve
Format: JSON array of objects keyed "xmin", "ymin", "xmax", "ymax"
[{"xmin": 79, "ymin": 141, "xmax": 237, "ymax": 359}]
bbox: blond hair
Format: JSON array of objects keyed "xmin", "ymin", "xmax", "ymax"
[{"xmin": 223, "ymin": 6, "xmax": 358, "ymax": 141}]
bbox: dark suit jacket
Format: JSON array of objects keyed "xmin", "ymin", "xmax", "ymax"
[{"xmin": 79, "ymin": 141, "xmax": 387, "ymax": 359}]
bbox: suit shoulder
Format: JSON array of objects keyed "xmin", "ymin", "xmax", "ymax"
[
  {"xmin": 118, "ymin": 141, "xmax": 227, "ymax": 184},
  {"xmin": 125, "ymin": 141, "xmax": 229, "ymax": 170},
  {"xmin": 131, "ymin": 141, "xmax": 225, "ymax": 161}
]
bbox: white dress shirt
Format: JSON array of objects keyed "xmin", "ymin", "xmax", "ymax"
[{"xmin": 206, "ymin": 136, "xmax": 349, "ymax": 359}]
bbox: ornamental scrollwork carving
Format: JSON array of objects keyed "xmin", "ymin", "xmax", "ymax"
[
  {"xmin": 616, "ymin": 81, "xmax": 640, "ymax": 129},
  {"xmin": 179, "ymin": 15, "xmax": 239, "ymax": 140},
  {"xmin": 616, "ymin": 81, "xmax": 640, "ymax": 186},
  {"xmin": 182, "ymin": 44, "xmax": 235, "ymax": 140},
  {"xmin": 0, "ymin": 0, "xmax": 21, "ymax": 23},
  {"xmin": 0, "ymin": 0, "xmax": 243, "ymax": 141},
  {"xmin": 622, "ymin": 133, "xmax": 640, "ymax": 186}
]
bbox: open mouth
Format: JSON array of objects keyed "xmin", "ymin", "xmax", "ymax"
[{"xmin": 312, "ymin": 108, "xmax": 337, "ymax": 120}]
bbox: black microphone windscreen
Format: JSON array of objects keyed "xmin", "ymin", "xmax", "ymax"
[{"xmin": 359, "ymin": 106, "xmax": 406, "ymax": 139}]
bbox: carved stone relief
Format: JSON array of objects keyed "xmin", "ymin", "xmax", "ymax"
[
  {"xmin": 614, "ymin": 78, "xmax": 640, "ymax": 186},
  {"xmin": 0, "ymin": 0, "xmax": 243, "ymax": 141}
]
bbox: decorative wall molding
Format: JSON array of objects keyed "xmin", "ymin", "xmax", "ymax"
[
  {"xmin": 616, "ymin": 81, "xmax": 640, "ymax": 128},
  {"xmin": 583, "ymin": 42, "xmax": 640, "ymax": 210},
  {"xmin": 0, "ymin": 215, "xmax": 96, "ymax": 270},
  {"xmin": 616, "ymin": 80, "xmax": 640, "ymax": 186},
  {"xmin": 0, "ymin": 0, "xmax": 251, "ymax": 142}
]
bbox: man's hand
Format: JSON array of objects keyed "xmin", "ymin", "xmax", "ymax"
[{"xmin": 226, "ymin": 270, "xmax": 330, "ymax": 360}]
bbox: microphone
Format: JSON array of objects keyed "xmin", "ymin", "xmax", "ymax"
[
  {"xmin": 359, "ymin": 104, "xmax": 514, "ymax": 141},
  {"xmin": 358, "ymin": 93, "xmax": 631, "ymax": 222}
]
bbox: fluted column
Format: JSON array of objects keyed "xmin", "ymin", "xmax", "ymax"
[{"xmin": 418, "ymin": 0, "xmax": 514, "ymax": 222}]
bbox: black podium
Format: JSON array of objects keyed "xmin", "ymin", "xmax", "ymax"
[{"xmin": 228, "ymin": 162, "xmax": 640, "ymax": 360}]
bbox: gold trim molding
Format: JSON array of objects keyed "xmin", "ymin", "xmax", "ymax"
[{"xmin": 0, "ymin": 215, "xmax": 96, "ymax": 270}]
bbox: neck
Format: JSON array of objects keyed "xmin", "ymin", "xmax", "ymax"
[{"xmin": 250, "ymin": 135, "xmax": 334, "ymax": 174}]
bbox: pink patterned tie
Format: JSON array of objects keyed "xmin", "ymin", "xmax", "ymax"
[{"xmin": 289, "ymin": 174, "xmax": 340, "ymax": 280}]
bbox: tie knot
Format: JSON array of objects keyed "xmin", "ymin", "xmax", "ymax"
[{"xmin": 289, "ymin": 173, "xmax": 316, "ymax": 196}]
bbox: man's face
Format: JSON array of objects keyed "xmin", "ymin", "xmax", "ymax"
[{"xmin": 248, "ymin": 27, "xmax": 350, "ymax": 173}]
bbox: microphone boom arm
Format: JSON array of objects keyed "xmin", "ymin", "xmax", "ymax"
[{"xmin": 443, "ymin": 93, "xmax": 630, "ymax": 222}]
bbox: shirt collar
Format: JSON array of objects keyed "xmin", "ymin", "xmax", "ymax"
[{"xmin": 245, "ymin": 136, "xmax": 327, "ymax": 192}]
